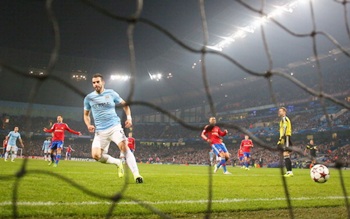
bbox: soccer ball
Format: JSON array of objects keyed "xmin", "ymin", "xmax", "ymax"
[{"xmin": 310, "ymin": 164, "xmax": 330, "ymax": 183}]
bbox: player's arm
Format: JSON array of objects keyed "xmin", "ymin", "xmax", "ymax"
[
  {"xmin": 43, "ymin": 124, "xmax": 55, "ymax": 133},
  {"xmin": 218, "ymin": 128, "xmax": 228, "ymax": 137},
  {"xmin": 83, "ymin": 110, "xmax": 95, "ymax": 133},
  {"xmin": 64, "ymin": 124, "xmax": 82, "ymax": 136},
  {"xmin": 19, "ymin": 138, "xmax": 24, "ymax": 147},
  {"xmin": 201, "ymin": 126, "xmax": 211, "ymax": 143},
  {"xmin": 250, "ymin": 140, "xmax": 254, "ymax": 148},
  {"xmin": 120, "ymin": 100, "xmax": 132, "ymax": 129}
]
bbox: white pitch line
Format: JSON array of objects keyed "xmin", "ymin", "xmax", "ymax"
[{"xmin": 0, "ymin": 196, "xmax": 349, "ymax": 206}]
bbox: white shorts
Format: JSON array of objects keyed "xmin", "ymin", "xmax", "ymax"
[
  {"xmin": 6, "ymin": 145, "xmax": 18, "ymax": 152},
  {"xmin": 43, "ymin": 148, "xmax": 49, "ymax": 153},
  {"xmin": 92, "ymin": 125, "xmax": 127, "ymax": 153}
]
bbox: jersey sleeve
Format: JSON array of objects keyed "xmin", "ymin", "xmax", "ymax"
[
  {"xmin": 83, "ymin": 95, "xmax": 91, "ymax": 111},
  {"xmin": 201, "ymin": 126, "xmax": 208, "ymax": 141},
  {"xmin": 45, "ymin": 124, "xmax": 56, "ymax": 133},
  {"xmin": 112, "ymin": 90, "xmax": 123, "ymax": 104},
  {"xmin": 64, "ymin": 124, "xmax": 80, "ymax": 135},
  {"xmin": 218, "ymin": 128, "xmax": 227, "ymax": 137}
]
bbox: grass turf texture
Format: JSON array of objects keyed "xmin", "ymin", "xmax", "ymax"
[{"xmin": 0, "ymin": 159, "xmax": 349, "ymax": 219}]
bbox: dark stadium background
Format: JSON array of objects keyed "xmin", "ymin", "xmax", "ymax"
[{"xmin": 0, "ymin": 0, "xmax": 348, "ymax": 167}]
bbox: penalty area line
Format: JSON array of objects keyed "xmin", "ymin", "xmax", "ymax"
[{"xmin": 0, "ymin": 196, "xmax": 348, "ymax": 206}]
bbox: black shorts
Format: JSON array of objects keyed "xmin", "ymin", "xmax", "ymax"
[{"xmin": 278, "ymin": 136, "xmax": 293, "ymax": 152}]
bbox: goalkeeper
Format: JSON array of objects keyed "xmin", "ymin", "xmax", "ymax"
[{"xmin": 277, "ymin": 107, "xmax": 294, "ymax": 177}]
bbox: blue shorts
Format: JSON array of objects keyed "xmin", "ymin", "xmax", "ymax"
[
  {"xmin": 50, "ymin": 141, "xmax": 64, "ymax": 150},
  {"xmin": 212, "ymin": 143, "xmax": 228, "ymax": 156},
  {"xmin": 243, "ymin": 152, "xmax": 251, "ymax": 158},
  {"xmin": 239, "ymin": 156, "xmax": 244, "ymax": 161}
]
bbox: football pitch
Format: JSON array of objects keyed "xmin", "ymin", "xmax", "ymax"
[{"xmin": 0, "ymin": 159, "xmax": 349, "ymax": 219}]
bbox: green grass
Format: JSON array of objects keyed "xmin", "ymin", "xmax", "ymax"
[{"xmin": 0, "ymin": 159, "xmax": 349, "ymax": 219}]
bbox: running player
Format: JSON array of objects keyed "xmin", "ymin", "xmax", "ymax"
[
  {"xmin": 201, "ymin": 117, "xmax": 231, "ymax": 174},
  {"xmin": 84, "ymin": 73, "xmax": 143, "ymax": 183}
]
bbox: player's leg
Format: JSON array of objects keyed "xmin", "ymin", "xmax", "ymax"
[
  {"xmin": 54, "ymin": 146, "xmax": 62, "ymax": 167},
  {"xmin": 48, "ymin": 151, "xmax": 53, "ymax": 165},
  {"xmin": 244, "ymin": 153, "xmax": 250, "ymax": 170},
  {"xmin": 11, "ymin": 146, "xmax": 17, "ymax": 162},
  {"xmin": 283, "ymin": 151, "xmax": 293, "ymax": 176},
  {"xmin": 110, "ymin": 125, "xmax": 142, "ymax": 182},
  {"xmin": 120, "ymin": 151, "xmax": 126, "ymax": 164},
  {"xmin": 220, "ymin": 144, "xmax": 231, "ymax": 174},
  {"xmin": 91, "ymin": 131, "xmax": 124, "ymax": 178},
  {"xmin": 47, "ymin": 149, "xmax": 52, "ymax": 165},
  {"xmin": 91, "ymin": 136, "xmax": 119, "ymax": 164},
  {"xmin": 4, "ymin": 150, "xmax": 10, "ymax": 161},
  {"xmin": 48, "ymin": 144, "xmax": 57, "ymax": 165},
  {"xmin": 4, "ymin": 144, "xmax": 13, "ymax": 161},
  {"xmin": 212, "ymin": 145, "xmax": 222, "ymax": 173},
  {"xmin": 218, "ymin": 151, "xmax": 228, "ymax": 173},
  {"xmin": 222, "ymin": 152, "xmax": 232, "ymax": 174},
  {"xmin": 283, "ymin": 136, "xmax": 293, "ymax": 177},
  {"xmin": 118, "ymin": 140, "xmax": 143, "ymax": 182}
]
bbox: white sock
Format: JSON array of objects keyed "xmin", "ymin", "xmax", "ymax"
[
  {"xmin": 11, "ymin": 154, "xmax": 17, "ymax": 161},
  {"xmin": 125, "ymin": 150, "xmax": 139, "ymax": 175},
  {"xmin": 99, "ymin": 154, "xmax": 121, "ymax": 165},
  {"xmin": 4, "ymin": 152, "xmax": 8, "ymax": 160}
]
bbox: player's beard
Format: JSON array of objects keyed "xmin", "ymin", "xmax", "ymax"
[{"xmin": 94, "ymin": 85, "xmax": 103, "ymax": 94}]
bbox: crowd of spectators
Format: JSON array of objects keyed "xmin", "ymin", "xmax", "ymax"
[
  {"xmin": 0, "ymin": 62, "xmax": 349, "ymax": 168},
  {"xmin": 1, "ymin": 100, "xmax": 349, "ymax": 167}
]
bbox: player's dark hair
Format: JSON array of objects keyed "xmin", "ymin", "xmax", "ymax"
[{"xmin": 93, "ymin": 73, "xmax": 104, "ymax": 81}]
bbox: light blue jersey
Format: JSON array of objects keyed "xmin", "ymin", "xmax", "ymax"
[
  {"xmin": 42, "ymin": 140, "xmax": 51, "ymax": 150},
  {"xmin": 84, "ymin": 89, "xmax": 123, "ymax": 131},
  {"xmin": 7, "ymin": 131, "xmax": 21, "ymax": 146}
]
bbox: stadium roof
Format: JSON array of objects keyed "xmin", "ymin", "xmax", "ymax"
[{"xmin": 0, "ymin": 0, "xmax": 349, "ymax": 111}]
